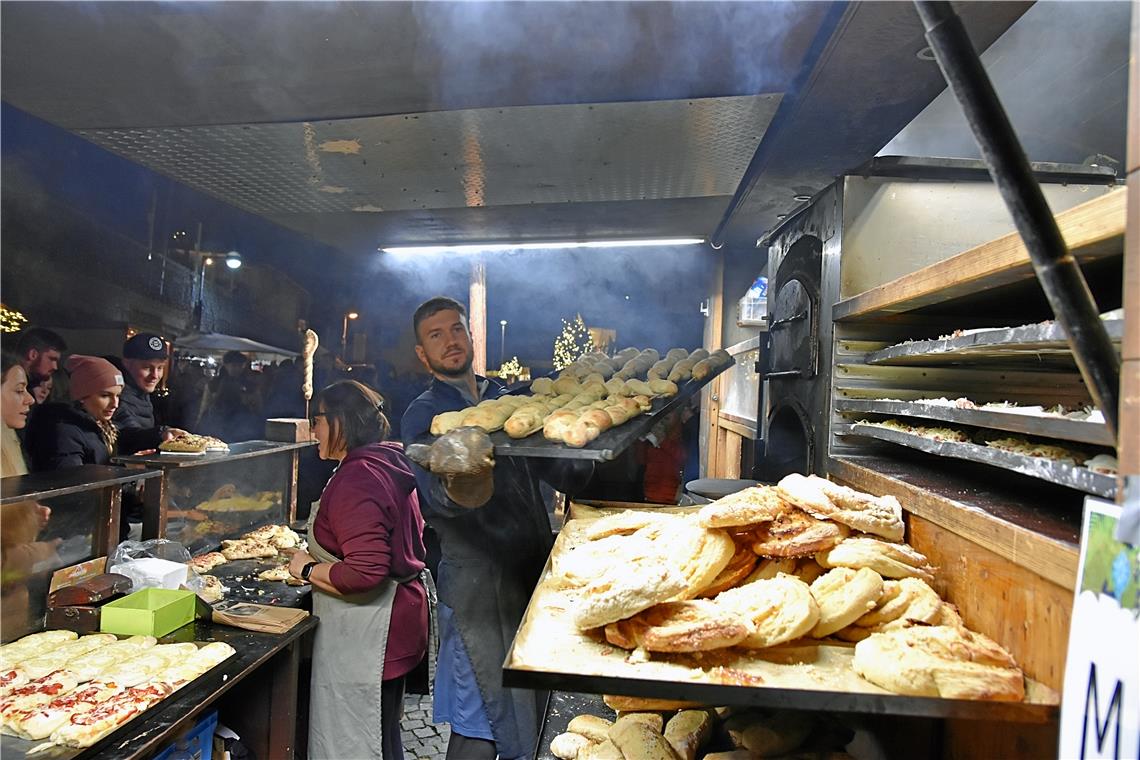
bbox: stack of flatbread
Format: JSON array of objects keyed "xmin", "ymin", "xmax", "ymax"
[
  {"xmin": 159, "ymin": 433, "xmax": 229, "ymax": 454},
  {"xmin": 429, "ymin": 346, "xmax": 734, "ymax": 448},
  {"xmin": 0, "ymin": 632, "xmax": 235, "ymax": 748},
  {"xmin": 554, "ymin": 475, "xmax": 1024, "ymax": 703}
]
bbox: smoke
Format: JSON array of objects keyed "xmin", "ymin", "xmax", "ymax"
[
  {"xmin": 411, "ymin": 2, "xmax": 809, "ymax": 111},
  {"xmin": 368, "ymin": 244, "xmax": 714, "ymax": 371}
]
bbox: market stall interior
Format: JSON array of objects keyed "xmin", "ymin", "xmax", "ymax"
[{"xmin": 1, "ymin": 1, "xmax": 1136, "ymax": 759}]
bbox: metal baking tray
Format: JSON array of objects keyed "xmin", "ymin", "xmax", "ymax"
[
  {"xmin": 836, "ymin": 398, "xmax": 1113, "ymax": 447},
  {"xmin": 844, "ymin": 423, "xmax": 1115, "ymax": 498},
  {"xmin": 421, "ymin": 362, "xmax": 732, "ymax": 462},
  {"xmin": 204, "ymin": 557, "xmax": 311, "ymax": 608},
  {"xmin": 865, "ymin": 320, "xmax": 1124, "ymax": 367},
  {"xmin": 502, "ymin": 517, "xmax": 1059, "ymax": 724}
]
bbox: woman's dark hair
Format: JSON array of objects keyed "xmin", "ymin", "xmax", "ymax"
[
  {"xmin": 1, "ymin": 350, "xmax": 24, "ymax": 381},
  {"xmin": 315, "ymin": 380, "xmax": 390, "ymax": 454}
]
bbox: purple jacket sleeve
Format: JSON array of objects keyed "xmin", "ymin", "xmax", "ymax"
[{"xmin": 323, "ymin": 477, "xmax": 394, "ymax": 595}]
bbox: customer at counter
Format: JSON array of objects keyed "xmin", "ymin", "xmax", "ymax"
[
  {"xmin": 288, "ymin": 380, "xmax": 428, "ymax": 760},
  {"xmin": 0, "ymin": 351, "xmax": 60, "ymax": 640},
  {"xmin": 14, "ymin": 327, "xmax": 67, "ymax": 391},
  {"xmin": 25, "ymin": 355, "xmax": 124, "ymax": 470},
  {"xmin": 401, "ymin": 297, "xmax": 592, "ymax": 760},
  {"xmin": 113, "ymin": 332, "xmax": 184, "ymax": 452}
]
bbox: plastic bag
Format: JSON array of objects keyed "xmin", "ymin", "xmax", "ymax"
[{"xmin": 108, "ymin": 538, "xmax": 204, "ymax": 593}]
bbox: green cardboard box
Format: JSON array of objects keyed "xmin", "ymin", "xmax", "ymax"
[{"xmin": 100, "ymin": 588, "xmax": 197, "ymax": 637}]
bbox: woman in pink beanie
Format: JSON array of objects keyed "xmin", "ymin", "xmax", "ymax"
[{"xmin": 25, "ymin": 355, "xmax": 124, "ymax": 470}]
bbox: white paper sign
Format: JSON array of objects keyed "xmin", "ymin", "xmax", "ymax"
[{"xmin": 1058, "ymin": 498, "xmax": 1140, "ymax": 759}]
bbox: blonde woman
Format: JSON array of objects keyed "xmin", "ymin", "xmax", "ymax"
[
  {"xmin": 1, "ymin": 350, "xmax": 59, "ymax": 639},
  {"xmin": 25, "ymin": 355, "xmax": 124, "ymax": 470}
]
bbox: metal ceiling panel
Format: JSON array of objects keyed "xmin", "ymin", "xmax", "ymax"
[
  {"xmin": 76, "ymin": 95, "xmax": 779, "ymax": 217},
  {"xmin": 1, "ymin": 1, "xmax": 827, "ymax": 128}
]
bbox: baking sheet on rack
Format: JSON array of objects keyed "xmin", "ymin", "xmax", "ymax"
[
  {"xmin": 836, "ymin": 398, "xmax": 1113, "ymax": 446},
  {"xmin": 864, "ymin": 319, "xmax": 1124, "ymax": 367},
  {"xmin": 846, "ymin": 423, "xmax": 1116, "ymax": 498},
  {"xmin": 503, "ymin": 513, "xmax": 1059, "ymax": 723},
  {"xmin": 418, "ymin": 363, "xmax": 731, "ymax": 462}
]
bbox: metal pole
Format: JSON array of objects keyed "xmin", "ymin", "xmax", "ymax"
[
  {"xmin": 341, "ymin": 314, "xmax": 349, "ymax": 360},
  {"xmin": 913, "ymin": 0, "xmax": 1120, "ymax": 442},
  {"xmin": 499, "ymin": 320, "xmax": 507, "ymax": 368}
]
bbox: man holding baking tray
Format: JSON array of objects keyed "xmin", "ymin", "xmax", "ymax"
[{"xmin": 402, "ymin": 296, "xmax": 593, "ymax": 760}]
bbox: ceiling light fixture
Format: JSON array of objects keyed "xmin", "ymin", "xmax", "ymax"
[
  {"xmin": 379, "ymin": 237, "xmax": 705, "ymax": 255},
  {"xmin": 224, "ymin": 251, "xmax": 243, "ymax": 270}
]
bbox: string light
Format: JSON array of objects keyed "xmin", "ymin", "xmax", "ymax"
[
  {"xmin": 0, "ymin": 304, "xmax": 28, "ymax": 334},
  {"xmin": 553, "ymin": 314, "xmax": 597, "ymax": 370}
]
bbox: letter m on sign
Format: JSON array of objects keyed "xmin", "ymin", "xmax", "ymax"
[{"xmin": 1080, "ymin": 661, "xmax": 1124, "ymax": 758}]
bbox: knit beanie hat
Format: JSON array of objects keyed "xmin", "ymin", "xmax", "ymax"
[{"xmin": 67, "ymin": 355, "xmax": 124, "ymax": 401}]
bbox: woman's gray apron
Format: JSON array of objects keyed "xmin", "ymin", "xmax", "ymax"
[{"xmin": 306, "ymin": 496, "xmax": 437, "ymax": 760}]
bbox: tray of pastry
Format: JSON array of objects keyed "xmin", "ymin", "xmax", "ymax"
[
  {"xmin": 424, "ymin": 348, "xmax": 734, "ymax": 462},
  {"xmin": 844, "ymin": 421, "xmax": 1116, "ymax": 498},
  {"xmin": 864, "ymin": 317, "xmax": 1123, "ymax": 367},
  {"xmin": 835, "ymin": 397, "xmax": 1113, "ymax": 446},
  {"xmin": 0, "ymin": 630, "xmax": 236, "ymax": 758},
  {"xmin": 503, "ymin": 485, "xmax": 1059, "ymax": 724},
  {"xmin": 186, "ymin": 524, "xmax": 311, "ymax": 609}
]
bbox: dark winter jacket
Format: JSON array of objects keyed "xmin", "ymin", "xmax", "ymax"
[
  {"xmin": 25, "ymin": 403, "xmax": 114, "ymax": 471},
  {"xmin": 112, "ymin": 372, "xmax": 163, "ymax": 453}
]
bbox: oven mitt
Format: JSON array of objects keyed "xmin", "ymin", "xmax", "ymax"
[{"xmin": 406, "ymin": 427, "xmax": 495, "ymax": 508}]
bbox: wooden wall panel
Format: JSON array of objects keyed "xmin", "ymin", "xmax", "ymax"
[{"xmin": 906, "ymin": 516, "xmax": 1072, "ymax": 691}]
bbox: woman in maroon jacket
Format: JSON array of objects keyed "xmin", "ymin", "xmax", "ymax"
[{"xmin": 288, "ymin": 380, "xmax": 428, "ymax": 760}]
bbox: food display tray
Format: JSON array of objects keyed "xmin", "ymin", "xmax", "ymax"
[
  {"xmin": 502, "ymin": 514, "xmax": 1059, "ymax": 724},
  {"xmin": 844, "ymin": 423, "xmax": 1115, "ymax": 498},
  {"xmin": 835, "ymin": 398, "xmax": 1113, "ymax": 447},
  {"xmin": 421, "ymin": 363, "xmax": 732, "ymax": 462},
  {"xmin": 0, "ymin": 621, "xmax": 300, "ymax": 760},
  {"xmin": 534, "ymin": 692, "xmax": 613, "ymax": 760},
  {"xmin": 864, "ymin": 319, "xmax": 1123, "ymax": 367},
  {"xmin": 113, "ymin": 441, "xmax": 313, "ymax": 469},
  {"xmin": 204, "ymin": 558, "xmax": 311, "ymax": 608}
]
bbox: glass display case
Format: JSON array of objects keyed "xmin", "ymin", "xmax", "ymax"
[
  {"xmin": 115, "ymin": 441, "xmax": 313, "ymax": 554},
  {"xmin": 0, "ymin": 464, "xmax": 160, "ymax": 642}
]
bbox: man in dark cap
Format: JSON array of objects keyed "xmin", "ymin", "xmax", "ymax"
[{"xmin": 114, "ymin": 333, "xmax": 185, "ymax": 453}]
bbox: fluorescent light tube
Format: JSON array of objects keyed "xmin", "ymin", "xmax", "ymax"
[{"xmin": 379, "ymin": 238, "xmax": 705, "ymax": 254}]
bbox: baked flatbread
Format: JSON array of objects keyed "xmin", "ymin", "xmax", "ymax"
[
  {"xmin": 853, "ymin": 626, "xmax": 1024, "ymax": 701},
  {"xmin": 220, "ymin": 539, "xmax": 277, "ymax": 561},
  {"xmin": 0, "ymin": 631, "xmax": 78, "ymax": 671},
  {"xmin": 187, "ymin": 552, "xmax": 227, "ymax": 574}
]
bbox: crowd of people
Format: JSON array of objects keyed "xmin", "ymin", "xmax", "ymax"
[{"xmin": 1, "ymin": 304, "xmax": 602, "ymax": 760}]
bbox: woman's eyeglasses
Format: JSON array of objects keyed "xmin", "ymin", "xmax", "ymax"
[{"xmin": 309, "ymin": 412, "xmax": 327, "ymax": 427}]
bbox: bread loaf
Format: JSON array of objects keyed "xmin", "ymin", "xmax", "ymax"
[
  {"xmin": 550, "ymin": 732, "xmax": 592, "ymax": 759},
  {"xmin": 664, "ymin": 710, "xmax": 712, "ymax": 760},
  {"xmin": 608, "ymin": 717, "xmax": 678, "ymax": 760},
  {"xmin": 566, "ymin": 715, "xmax": 613, "ymax": 742}
]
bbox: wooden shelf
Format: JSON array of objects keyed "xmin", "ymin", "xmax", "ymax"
[
  {"xmin": 834, "ymin": 189, "xmax": 1126, "ymax": 321},
  {"xmin": 829, "ymin": 455, "xmax": 1080, "ymax": 589}
]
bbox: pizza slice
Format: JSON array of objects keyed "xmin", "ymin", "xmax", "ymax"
[
  {"xmin": 51, "ymin": 682, "xmax": 173, "ymax": 748},
  {"xmin": 0, "ymin": 668, "xmax": 29, "ymax": 697},
  {"xmin": 0, "ymin": 670, "xmax": 81, "ymax": 733},
  {"xmin": 0, "ymin": 631, "xmax": 78, "ymax": 671},
  {"xmin": 18, "ymin": 634, "xmax": 118, "ymax": 680},
  {"xmin": 6, "ymin": 679, "xmax": 126, "ymax": 740}
]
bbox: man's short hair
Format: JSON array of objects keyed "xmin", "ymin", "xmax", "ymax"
[
  {"xmin": 16, "ymin": 327, "xmax": 67, "ymax": 356},
  {"xmin": 412, "ymin": 297, "xmax": 468, "ymax": 344}
]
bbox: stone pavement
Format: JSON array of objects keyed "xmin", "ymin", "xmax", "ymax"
[{"xmin": 401, "ymin": 692, "xmax": 450, "ymax": 760}]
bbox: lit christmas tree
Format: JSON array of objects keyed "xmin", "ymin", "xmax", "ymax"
[{"xmin": 552, "ymin": 314, "xmax": 597, "ymax": 370}]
